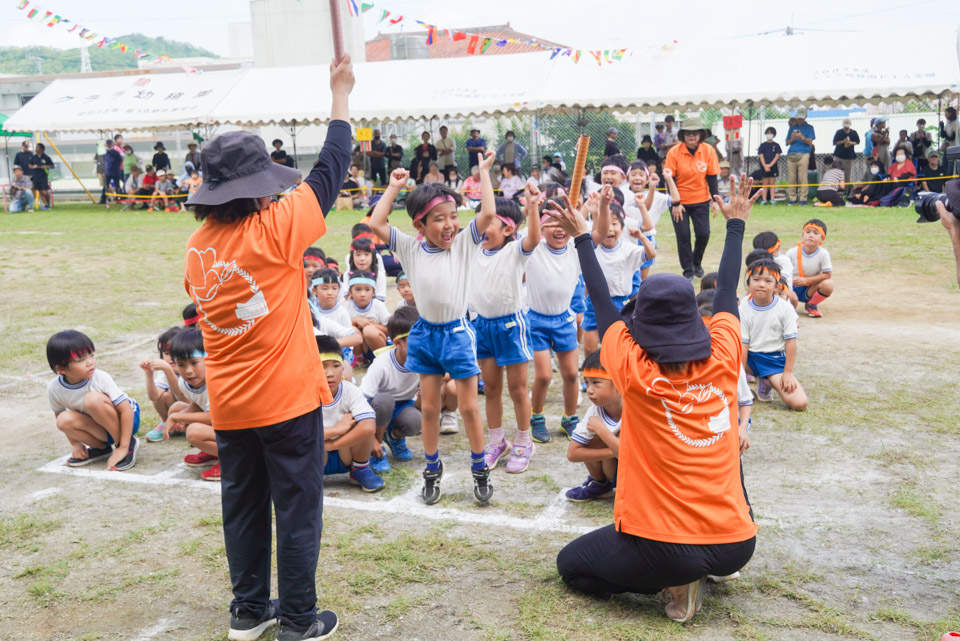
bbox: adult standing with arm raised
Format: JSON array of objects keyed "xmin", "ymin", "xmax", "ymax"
[
  {"xmin": 664, "ymin": 116, "xmax": 720, "ymax": 281},
  {"xmin": 548, "ymin": 174, "xmax": 761, "ymax": 624},
  {"xmin": 183, "ymin": 56, "xmax": 354, "ymax": 641}
]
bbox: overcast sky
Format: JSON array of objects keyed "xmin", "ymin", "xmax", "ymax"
[{"xmin": 2, "ymin": 0, "xmax": 958, "ymax": 57}]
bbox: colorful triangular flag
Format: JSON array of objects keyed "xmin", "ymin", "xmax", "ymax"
[
  {"xmin": 379, "ymin": 10, "xmax": 389, "ymax": 22},
  {"xmin": 425, "ymin": 26, "xmax": 434, "ymax": 45},
  {"xmin": 466, "ymin": 34, "xmax": 479, "ymax": 54},
  {"xmin": 572, "ymin": 50, "xmax": 581, "ymax": 63},
  {"xmin": 26, "ymin": 8, "xmax": 38, "ymax": 18},
  {"xmin": 17, "ymin": 0, "xmax": 29, "ymax": 9},
  {"xmin": 389, "ymin": 14, "xmax": 403, "ymax": 24},
  {"xmin": 46, "ymin": 15, "xmax": 61, "ymax": 26},
  {"xmin": 452, "ymin": 31, "xmax": 466, "ymax": 42},
  {"xmin": 67, "ymin": 23, "xmax": 78, "ymax": 32},
  {"xmin": 360, "ymin": 2, "xmax": 374, "ymax": 12}
]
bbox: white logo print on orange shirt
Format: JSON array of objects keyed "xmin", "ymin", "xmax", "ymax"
[
  {"xmin": 186, "ymin": 247, "xmax": 269, "ymax": 336},
  {"xmin": 646, "ymin": 377, "xmax": 730, "ymax": 448}
]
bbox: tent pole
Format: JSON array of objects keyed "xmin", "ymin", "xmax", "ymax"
[
  {"xmin": 43, "ymin": 132, "xmax": 96, "ymax": 204},
  {"xmin": 532, "ymin": 109, "xmax": 539, "ymax": 178},
  {"xmin": 4, "ymin": 135, "xmax": 9, "ymax": 184},
  {"xmin": 291, "ymin": 120, "xmax": 298, "ymax": 169},
  {"xmin": 746, "ymin": 101, "xmax": 753, "ymax": 177}
]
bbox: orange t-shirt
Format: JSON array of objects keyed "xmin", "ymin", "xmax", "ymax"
[
  {"xmin": 664, "ymin": 142, "xmax": 720, "ymax": 205},
  {"xmin": 184, "ymin": 184, "xmax": 334, "ymax": 430},
  {"xmin": 601, "ymin": 312, "xmax": 757, "ymax": 545}
]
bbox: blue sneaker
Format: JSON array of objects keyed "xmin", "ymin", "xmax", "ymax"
[
  {"xmin": 799, "ymin": 201, "xmax": 809, "ymax": 207},
  {"xmin": 565, "ymin": 476, "xmax": 614, "ymax": 502},
  {"xmin": 349, "ymin": 465, "xmax": 384, "ymax": 493},
  {"xmin": 530, "ymin": 414, "xmax": 551, "ymax": 443},
  {"xmin": 370, "ymin": 452, "xmax": 391, "ymax": 474},
  {"xmin": 41, "ymin": 205, "xmax": 51, "ymax": 210},
  {"xmin": 384, "ymin": 429, "xmax": 413, "ymax": 461},
  {"xmin": 786, "ymin": 200, "xmax": 797, "ymax": 206},
  {"xmin": 560, "ymin": 415, "xmax": 579, "ymax": 439},
  {"xmin": 145, "ymin": 424, "xmax": 164, "ymax": 442}
]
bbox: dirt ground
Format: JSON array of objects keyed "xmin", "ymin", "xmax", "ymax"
[{"xmin": 1, "ymin": 205, "xmax": 958, "ymax": 641}]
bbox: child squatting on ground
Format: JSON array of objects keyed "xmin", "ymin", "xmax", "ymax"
[
  {"xmin": 46, "ymin": 329, "xmax": 141, "ymax": 471},
  {"xmin": 789, "ymin": 219, "xmax": 834, "ymax": 318},
  {"xmin": 368, "ymin": 152, "xmax": 498, "ymax": 505}
]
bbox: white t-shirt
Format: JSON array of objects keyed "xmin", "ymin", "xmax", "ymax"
[
  {"xmin": 499, "ymin": 176, "xmax": 524, "ymax": 199},
  {"xmin": 594, "ymin": 240, "xmax": 647, "ymax": 296},
  {"xmin": 322, "ymin": 381, "xmax": 376, "ymax": 441},
  {"xmin": 153, "ymin": 368, "xmax": 176, "ymax": 392},
  {"xmin": 346, "ymin": 298, "xmax": 391, "ymax": 325},
  {"xmin": 739, "ymin": 296, "xmax": 799, "ymax": 354},
  {"xmin": 314, "ymin": 315, "xmax": 358, "ymax": 340},
  {"xmin": 773, "ymin": 254, "xmax": 793, "ymax": 286},
  {"xmin": 469, "ymin": 241, "xmax": 534, "ymax": 318},
  {"xmin": 571, "ymin": 404, "xmax": 621, "ymax": 446},
  {"xmin": 178, "ymin": 378, "xmax": 210, "ymax": 412},
  {"xmin": 787, "ymin": 244, "xmax": 832, "ymax": 279},
  {"xmin": 47, "ymin": 370, "xmax": 130, "ymax": 415},
  {"xmin": 316, "ymin": 302, "xmax": 353, "ymax": 332},
  {"xmin": 623, "ymin": 189, "xmax": 670, "ymax": 237},
  {"xmin": 388, "ymin": 220, "xmax": 482, "ymax": 324},
  {"xmin": 524, "ymin": 240, "xmax": 580, "ymax": 316},
  {"xmin": 737, "ymin": 367, "xmax": 753, "ymax": 407},
  {"xmin": 341, "ymin": 252, "xmax": 387, "ymax": 301},
  {"xmin": 359, "ymin": 349, "xmax": 419, "ymax": 402}
]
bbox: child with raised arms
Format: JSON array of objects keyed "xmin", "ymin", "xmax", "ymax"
[
  {"xmin": 140, "ymin": 326, "xmax": 184, "ymax": 442},
  {"xmin": 565, "ymin": 350, "xmax": 622, "ymax": 502},
  {"xmin": 344, "ymin": 269, "xmax": 391, "ymax": 357},
  {"xmin": 369, "ymin": 152, "xmax": 497, "ymax": 505},
  {"xmin": 526, "ymin": 188, "xmax": 611, "ymax": 443},
  {"xmin": 316, "ymin": 335, "xmax": 385, "ymax": 492},
  {"xmin": 788, "ymin": 219, "xmax": 834, "ymax": 318},
  {"xmin": 46, "ymin": 330, "xmax": 140, "ymax": 470},
  {"xmin": 582, "ymin": 186, "xmax": 656, "ymax": 355},
  {"xmin": 739, "ymin": 259, "xmax": 807, "ymax": 410},
  {"xmin": 360, "ymin": 306, "xmax": 421, "ymax": 467},
  {"xmin": 471, "ymin": 186, "xmax": 541, "ymax": 474}
]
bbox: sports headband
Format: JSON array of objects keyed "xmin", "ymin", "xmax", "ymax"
[
  {"xmin": 303, "ymin": 254, "xmax": 324, "ymax": 263},
  {"xmin": 749, "ymin": 266, "xmax": 780, "ymax": 281},
  {"xmin": 318, "ymin": 352, "xmax": 343, "ymax": 363},
  {"xmin": 312, "ymin": 274, "xmax": 339, "ymax": 287},
  {"xmin": 601, "ymin": 165, "xmax": 626, "ymax": 177},
  {"xmin": 183, "ymin": 314, "xmax": 200, "ymax": 326},
  {"xmin": 582, "ymin": 368, "xmax": 612, "ymax": 381},
  {"xmin": 766, "ymin": 240, "xmax": 781, "ymax": 253},
  {"xmin": 803, "ymin": 223, "xmax": 826, "ymax": 240},
  {"xmin": 392, "ymin": 332, "xmax": 409, "ymax": 341},
  {"xmin": 348, "ymin": 276, "xmax": 377, "ymax": 289},
  {"xmin": 495, "ymin": 214, "xmax": 517, "ymax": 230},
  {"xmin": 414, "ymin": 195, "xmax": 455, "ymax": 223},
  {"xmin": 396, "ymin": 273, "xmax": 408, "ymax": 283},
  {"xmin": 353, "ymin": 232, "xmax": 375, "ymax": 241}
]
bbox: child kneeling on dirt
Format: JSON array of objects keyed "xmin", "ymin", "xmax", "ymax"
[
  {"xmin": 46, "ymin": 330, "xmax": 140, "ymax": 471},
  {"xmin": 317, "ymin": 335, "xmax": 385, "ymax": 492},
  {"xmin": 565, "ymin": 350, "xmax": 622, "ymax": 502},
  {"xmin": 140, "ymin": 326, "xmax": 184, "ymax": 442},
  {"xmin": 739, "ymin": 259, "xmax": 807, "ymax": 411},
  {"xmin": 360, "ymin": 306, "xmax": 422, "ymax": 472},
  {"xmin": 154, "ymin": 328, "xmax": 220, "ymax": 481},
  {"xmin": 788, "ymin": 219, "xmax": 834, "ymax": 318}
]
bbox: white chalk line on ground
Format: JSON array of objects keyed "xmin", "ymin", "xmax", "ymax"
[{"xmin": 37, "ymin": 456, "xmax": 594, "ymax": 535}]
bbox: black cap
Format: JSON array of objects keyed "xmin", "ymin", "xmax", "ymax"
[
  {"xmin": 620, "ymin": 273, "xmax": 712, "ymax": 363},
  {"xmin": 187, "ymin": 131, "xmax": 301, "ymax": 206}
]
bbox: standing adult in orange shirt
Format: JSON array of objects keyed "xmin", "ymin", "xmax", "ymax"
[
  {"xmin": 183, "ymin": 57, "xmax": 354, "ymax": 641},
  {"xmin": 663, "ymin": 116, "xmax": 721, "ymax": 281},
  {"xmin": 545, "ymin": 175, "xmax": 761, "ymax": 624}
]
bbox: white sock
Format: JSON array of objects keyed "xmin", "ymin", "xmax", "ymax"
[{"xmin": 515, "ymin": 428, "xmax": 532, "ymax": 447}]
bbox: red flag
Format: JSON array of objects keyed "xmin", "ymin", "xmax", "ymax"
[
  {"xmin": 389, "ymin": 14, "xmax": 403, "ymax": 24},
  {"xmin": 452, "ymin": 31, "xmax": 466, "ymax": 42},
  {"xmin": 466, "ymin": 34, "xmax": 479, "ymax": 54}
]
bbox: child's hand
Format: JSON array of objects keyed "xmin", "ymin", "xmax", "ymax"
[
  {"xmin": 647, "ymin": 173, "xmax": 660, "ymax": 188},
  {"xmin": 478, "ymin": 150, "xmax": 496, "ymax": 172},
  {"xmin": 582, "ymin": 192, "xmax": 600, "ymax": 219},
  {"xmin": 599, "ymin": 184, "xmax": 614, "ymax": 207},
  {"xmin": 662, "ymin": 168, "xmax": 673, "ymax": 180},
  {"xmin": 585, "ymin": 417, "xmax": 601, "ymax": 434},
  {"xmin": 542, "ymin": 195, "xmax": 589, "ymax": 238},
  {"xmin": 139, "ymin": 359, "xmax": 153, "ymax": 373},
  {"xmin": 353, "ymin": 317, "xmax": 372, "ymax": 329},
  {"xmin": 107, "ymin": 445, "xmax": 128, "ymax": 470},
  {"xmin": 389, "ymin": 168, "xmax": 409, "ymax": 190},
  {"xmin": 780, "ymin": 372, "xmax": 798, "ymax": 393},
  {"xmin": 738, "ymin": 424, "xmax": 751, "ymax": 454},
  {"xmin": 524, "ymin": 183, "xmax": 541, "ymax": 210},
  {"xmin": 792, "ymin": 276, "xmax": 807, "ymax": 287},
  {"xmin": 627, "ymin": 227, "xmax": 644, "ymax": 239}
]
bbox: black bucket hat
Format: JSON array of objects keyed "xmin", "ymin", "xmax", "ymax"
[
  {"xmin": 187, "ymin": 131, "xmax": 301, "ymax": 207},
  {"xmin": 620, "ymin": 273, "xmax": 712, "ymax": 363}
]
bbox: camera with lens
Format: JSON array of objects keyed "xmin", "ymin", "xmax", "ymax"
[{"xmin": 915, "ymin": 145, "xmax": 959, "ymax": 222}]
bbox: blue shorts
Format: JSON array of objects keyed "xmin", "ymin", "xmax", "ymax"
[
  {"xmin": 747, "ymin": 351, "xmax": 786, "ymax": 378},
  {"xmin": 570, "ymin": 276, "xmax": 586, "ymax": 314},
  {"xmin": 406, "ymin": 317, "xmax": 481, "ymax": 379},
  {"xmin": 528, "ymin": 309, "xmax": 579, "ymax": 354},
  {"xmin": 341, "ymin": 346, "xmax": 354, "ymax": 364},
  {"xmin": 583, "ymin": 294, "xmax": 631, "ymax": 332},
  {"xmin": 107, "ymin": 399, "xmax": 140, "ymax": 446},
  {"xmin": 473, "ymin": 312, "xmax": 533, "ymax": 366},
  {"xmin": 793, "ymin": 286, "xmax": 810, "ymax": 303},
  {"xmin": 323, "ymin": 450, "xmax": 350, "ymax": 475}
]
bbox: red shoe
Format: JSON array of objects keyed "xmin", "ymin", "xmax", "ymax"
[
  {"xmin": 184, "ymin": 451, "xmax": 218, "ymax": 467},
  {"xmin": 200, "ymin": 463, "xmax": 221, "ymax": 482},
  {"xmin": 804, "ymin": 303, "xmax": 823, "ymax": 318}
]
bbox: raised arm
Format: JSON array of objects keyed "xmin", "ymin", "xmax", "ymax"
[
  {"xmin": 521, "ymin": 183, "xmax": 542, "ymax": 253},
  {"xmin": 712, "ymin": 174, "xmax": 761, "ymax": 317},
  {"xmin": 476, "ymin": 150, "xmax": 497, "ymax": 234},
  {"xmin": 369, "ymin": 168, "xmax": 408, "ymax": 242},
  {"xmin": 304, "ymin": 55, "xmax": 355, "ymax": 214}
]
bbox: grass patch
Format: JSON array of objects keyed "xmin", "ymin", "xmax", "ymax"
[
  {"xmin": 0, "ymin": 514, "xmax": 60, "ymax": 550},
  {"xmin": 890, "ymin": 484, "xmax": 942, "ymax": 524}
]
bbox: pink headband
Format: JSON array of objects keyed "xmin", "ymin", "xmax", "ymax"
[
  {"xmin": 601, "ymin": 165, "xmax": 626, "ymax": 176},
  {"xmin": 495, "ymin": 214, "xmax": 516, "ymax": 229},
  {"xmin": 414, "ymin": 195, "xmax": 455, "ymax": 222}
]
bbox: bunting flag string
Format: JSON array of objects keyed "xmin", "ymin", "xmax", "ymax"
[{"xmin": 15, "ymin": 0, "xmax": 177, "ymax": 68}]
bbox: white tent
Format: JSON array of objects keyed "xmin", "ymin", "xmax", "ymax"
[{"xmin": 4, "ymin": 28, "xmax": 959, "ymax": 133}]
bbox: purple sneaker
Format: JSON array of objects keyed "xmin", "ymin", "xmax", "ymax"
[
  {"xmin": 565, "ymin": 476, "xmax": 614, "ymax": 502},
  {"xmin": 505, "ymin": 441, "xmax": 535, "ymax": 474},
  {"xmin": 756, "ymin": 377, "xmax": 774, "ymax": 402},
  {"xmin": 484, "ymin": 438, "xmax": 511, "ymax": 470}
]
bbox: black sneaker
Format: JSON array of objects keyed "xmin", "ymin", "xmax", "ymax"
[
  {"xmin": 694, "ymin": 267, "xmax": 705, "ymax": 279},
  {"xmin": 472, "ymin": 466, "xmax": 494, "ymax": 504},
  {"xmin": 112, "ymin": 437, "xmax": 139, "ymax": 471},
  {"xmin": 421, "ymin": 461, "xmax": 443, "ymax": 505},
  {"xmin": 66, "ymin": 444, "xmax": 113, "ymax": 467},
  {"xmin": 277, "ymin": 610, "xmax": 339, "ymax": 641},
  {"xmin": 228, "ymin": 601, "xmax": 277, "ymax": 641}
]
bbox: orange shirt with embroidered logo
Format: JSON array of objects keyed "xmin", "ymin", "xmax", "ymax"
[
  {"xmin": 664, "ymin": 142, "xmax": 720, "ymax": 205},
  {"xmin": 184, "ymin": 184, "xmax": 334, "ymax": 430},
  {"xmin": 600, "ymin": 312, "xmax": 757, "ymax": 545}
]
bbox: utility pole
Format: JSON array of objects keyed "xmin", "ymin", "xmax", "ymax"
[{"xmin": 80, "ymin": 43, "xmax": 92, "ymax": 73}]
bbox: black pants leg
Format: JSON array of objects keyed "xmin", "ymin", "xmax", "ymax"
[
  {"xmin": 671, "ymin": 207, "xmax": 694, "ymax": 277},
  {"xmin": 373, "ymin": 166, "xmax": 387, "ymax": 186},
  {"xmin": 217, "ymin": 407, "xmax": 325, "ymax": 630},
  {"xmin": 557, "ymin": 524, "xmax": 756, "ymax": 596},
  {"xmin": 817, "ymin": 190, "xmax": 845, "ymax": 207},
  {"xmin": 688, "ymin": 202, "xmax": 711, "ymax": 272}
]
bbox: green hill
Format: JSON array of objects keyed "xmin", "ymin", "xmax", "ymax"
[{"xmin": 0, "ymin": 34, "xmax": 218, "ymax": 76}]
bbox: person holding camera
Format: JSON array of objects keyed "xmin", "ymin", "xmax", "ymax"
[
  {"xmin": 785, "ymin": 107, "xmax": 815, "ymax": 206},
  {"xmin": 935, "ymin": 179, "xmax": 960, "ymax": 287},
  {"xmin": 871, "ymin": 117, "xmax": 891, "ymax": 169}
]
